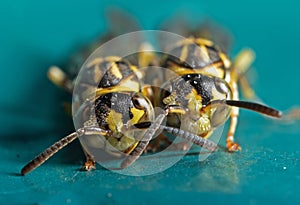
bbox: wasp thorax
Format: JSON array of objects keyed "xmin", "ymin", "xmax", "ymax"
[{"xmin": 162, "ymin": 37, "xmax": 230, "ymax": 79}]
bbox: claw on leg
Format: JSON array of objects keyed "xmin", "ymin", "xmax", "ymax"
[
  {"xmin": 47, "ymin": 66, "xmax": 73, "ymax": 93},
  {"xmin": 226, "ymin": 134, "xmax": 242, "ymax": 152},
  {"xmin": 227, "ymin": 142, "xmax": 242, "ymax": 152},
  {"xmin": 81, "ymin": 160, "xmax": 96, "ymax": 171},
  {"xmin": 81, "ymin": 150, "xmax": 96, "ymax": 171}
]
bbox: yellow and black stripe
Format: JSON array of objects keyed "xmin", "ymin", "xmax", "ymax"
[{"xmin": 162, "ymin": 37, "xmax": 231, "ymax": 79}]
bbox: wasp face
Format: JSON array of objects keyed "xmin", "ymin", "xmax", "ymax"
[
  {"xmin": 92, "ymin": 91, "xmax": 154, "ymax": 153},
  {"xmin": 161, "ymin": 73, "xmax": 232, "ymax": 134},
  {"xmin": 207, "ymin": 77, "xmax": 233, "ymax": 128}
]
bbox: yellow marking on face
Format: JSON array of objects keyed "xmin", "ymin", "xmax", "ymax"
[
  {"xmin": 130, "ymin": 107, "xmax": 145, "ymax": 124},
  {"xmin": 163, "ymin": 92, "xmax": 177, "ymax": 105},
  {"xmin": 186, "ymin": 89, "xmax": 203, "ymax": 113},
  {"xmin": 167, "ymin": 106, "xmax": 187, "ymax": 115},
  {"xmin": 107, "ymin": 110, "xmax": 124, "ymax": 133},
  {"xmin": 196, "ymin": 115, "xmax": 212, "ymax": 134},
  {"xmin": 106, "ymin": 135, "xmax": 136, "ymax": 152},
  {"xmin": 181, "ymin": 113, "xmax": 211, "ymax": 135}
]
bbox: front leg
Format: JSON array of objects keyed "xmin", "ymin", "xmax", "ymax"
[
  {"xmin": 47, "ymin": 66, "xmax": 74, "ymax": 93},
  {"xmin": 81, "ymin": 149, "xmax": 96, "ymax": 171},
  {"xmin": 227, "ymin": 79, "xmax": 242, "ymax": 152},
  {"xmin": 226, "ymin": 106, "xmax": 241, "ymax": 152}
]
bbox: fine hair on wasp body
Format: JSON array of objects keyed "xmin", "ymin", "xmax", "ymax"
[
  {"xmin": 159, "ymin": 36, "xmax": 282, "ymax": 152},
  {"xmin": 21, "ymin": 54, "xmax": 219, "ymax": 175},
  {"xmin": 21, "ymin": 32, "xmax": 282, "ymax": 175}
]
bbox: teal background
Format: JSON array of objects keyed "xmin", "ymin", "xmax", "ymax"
[{"xmin": 1, "ymin": 0, "xmax": 300, "ymax": 204}]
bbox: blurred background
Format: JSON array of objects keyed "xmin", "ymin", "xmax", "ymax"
[{"xmin": 1, "ymin": 0, "xmax": 300, "ymax": 204}]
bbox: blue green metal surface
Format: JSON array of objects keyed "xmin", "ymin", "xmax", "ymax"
[{"xmin": 1, "ymin": 0, "xmax": 300, "ymax": 204}]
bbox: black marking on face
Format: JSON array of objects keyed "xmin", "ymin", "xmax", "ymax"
[
  {"xmin": 182, "ymin": 74, "xmax": 215, "ymax": 106},
  {"xmin": 94, "ymin": 93, "xmax": 111, "ymax": 129},
  {"xmin": 170, "ymin": 77, "xmax": 195, "ymax": 107},
  {"xmin": 95, "ymin": 92, "xmax": 134, "ymax": 127},
  {"xmin": 214, "ymin": 77, "xmax": 230, "ymax": 96}
]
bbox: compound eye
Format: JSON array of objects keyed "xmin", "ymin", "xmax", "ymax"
[
  {"xmin": 162, "ymin": 81, "xmax": 173, "ymax": 93},
  {"xmin": 132, "ymin": 93, "xmax": 150, "ymax": 110},
  {"xmin": 160, "ymin": 81, "xmax": 173, "ymax": 100},
  {"xmin": 210, "ymin": 104, "xmax": 231, "ymax": 127},
  {"xmin": 214, "ymin": 78, "xmax": 230, "ymax": 95}
]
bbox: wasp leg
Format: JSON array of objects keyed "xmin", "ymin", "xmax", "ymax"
[
  {"xmin": 228, "ymin": 48, "xmax": 250, "ymax": 152},
  {"xmin": 227, "ymin": 48, "xmax": 266, "ymax": 151},
  {"xmin": 227, "ymin": 81, "xmax": 242, "ymax": 152},
  {"xmin": 232, "ymin": 48, "xmax": 257, "ymax": 100},
  {"xmin": 281, "ymin": 107, "xmax": 300, "ymax": 122},
  {"xmin": 227, "ymin": 107, "xmax": 241, "ymax": 152},
  {"xmin": 81, "ymin": 150, "xmax": 96, "ymax": 171},
  {"xmin": 47, "ymin": 66, "xmax": 74, "ymax": 93},
  {"xmin": 239, "ymin": 76, "xmax": 256, "ymax": 99}
]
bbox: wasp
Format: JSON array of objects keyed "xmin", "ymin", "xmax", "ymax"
[
  {"xmin": 159, "ymin": 37, "xmax": 281, "ymax": 152},
  {"xmin": 21, "ymin": 53, "xmax": 220, "ymax": 175},
  {"xmin": 20, "ymin": 24, "xmax": 282, "ymax": 175}
]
